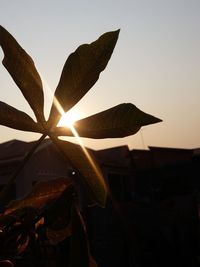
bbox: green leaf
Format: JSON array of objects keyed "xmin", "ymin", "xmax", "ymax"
[
  {"xmin": 0, "ymin": 101, "xmax": 41, "ymax": 132},
  {"xmin": 48, "ymin": 29, "xmax": 120, "ymax": 127},
  {"xmin": 0, "ymin": 26, "xmax": 45, "ymax": 124},
  {"xmin": 54, "ymin": 103, "xmax": 162, "ymax": 139},
  {"xmin": 52, "ymin": 138, "xmax": 107, "ymax": 207}
]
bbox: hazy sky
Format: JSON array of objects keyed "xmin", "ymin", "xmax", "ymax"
[{"xmin": 0, "ymin": 0, "xmax": 199, "ymax": 150}]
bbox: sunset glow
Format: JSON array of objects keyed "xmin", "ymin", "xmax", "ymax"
[{"xmin": 57, "ymin": 110, "xmax": 80, "ymax": 128}]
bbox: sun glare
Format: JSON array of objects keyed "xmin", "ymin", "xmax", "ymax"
[{"xmin": 57, "ymin": 110, "xmax": 81, "ymax": 128}]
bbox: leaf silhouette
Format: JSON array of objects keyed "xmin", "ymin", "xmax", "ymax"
[
  {"xmin": 44, "ymin": 182, "xmax": 74, "ymax": 232},
  {"xmin": 55, "ymin": 103, "xmax": 162, "ymax": 139},
  {"xmin": 52, "ymin": 138, "xmax": 107, "ymax": 207},
  {"xmin": 68, "ymin": 205, "xmax": 97, "ymax": 267},
  {"xmin": 4, "ymin": 179, "xmax": 75, "ymax": 248},
  {"xmin": 0, "ymin": 101, "xmax": 41, "ymax": 132},
  {"xmin": 0, "ymin": 26, "xmax": 45, "ymax": 124},
  {"xmin": 0, "ymin": 206, "xmax": 37, "ymax": 257},
  {"xmin": 46, "ymin": 222, "xmax": 72, "ymax": 245},
  {"xmin": 1, "ymin": 230, "xmax": 29, "ymax": 257},
  {"xmin": 44, "ymin": 182, "xmax": 75, "ymax": 244},
  {"xmin": 48, "ymin": 29, "xmax": 120, "ymax": 127},
  {"xmin": 5, "ymin": 178, "xmax": 73, "ymax": 213},
  {"xmin": 0, "ymin": 26, "xmax": 163, "ymax": 210},
  {"xmin": 16, "ymin": 234, "xmax": 30, "ymax": 255},
  {"xmin": 0, "ymin": 260, "xmax": 14, "ymax": 266}
]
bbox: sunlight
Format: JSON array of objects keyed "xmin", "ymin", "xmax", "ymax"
[
  {"xmin": 57, "ymin": 110, "xmax": 80, "ymax": 128},
  {"xmin": 40, "ymin": 73, "xmax": 82, "ymax": 129},
  {"xmin": 40, "ymin": 74, "xmax": 106, "ymax": 196},
  {"xmin": 70, "ymin": 125, "xmax": 107, "ymax": 191}
]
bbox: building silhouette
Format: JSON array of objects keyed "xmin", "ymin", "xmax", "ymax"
[{"xmin": 0, "ymin": 139, "xmax": 200, "ymax": 267}]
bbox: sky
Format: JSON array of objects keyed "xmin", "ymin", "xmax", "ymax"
[{"xmin": 0, "ymin": 0, "xmax": 200, "ymax": 150}]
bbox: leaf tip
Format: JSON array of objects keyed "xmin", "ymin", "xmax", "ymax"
[
  {"xmin": 0, "ymin": 25, "xmax": 4, "ymax": 32},
  {"xmin": 113, "ymin": 28, "xmax": 120, "ymax": 39},
  {"xmin": 156, "ymin": 117, "xmax": 163, "ymax": 123},
  {"xmin": 144, "ymin": 114, "xmax": 163, "ymax": 126}
]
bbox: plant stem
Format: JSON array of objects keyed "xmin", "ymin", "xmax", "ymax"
[
  {"xmin": 48, "ymin": 134, "xmax": 82, "ymax": 188},
  {"xmin": 0, "ymin": 134, "xmax": 47, "ymax": 208}
]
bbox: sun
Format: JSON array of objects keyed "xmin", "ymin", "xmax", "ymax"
[{"xmin": 57, "ymin": 110, "xmax": 81, "ymax": 128}]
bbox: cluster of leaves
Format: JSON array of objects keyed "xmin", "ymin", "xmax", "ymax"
[
  {"xmin": 0, "ymin": 25, "xmax": 161, "ymax": 207},
  {"xmin": 0, "ymin": 26, "xmax": 161, "ymax": 266},
  {"xmin": 0, "ymin": 178, "xmax": 98, "ymax": 266}
]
